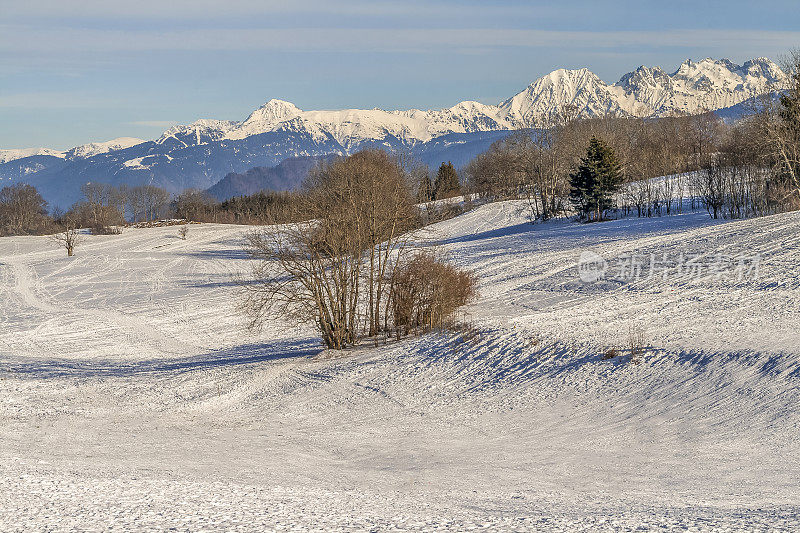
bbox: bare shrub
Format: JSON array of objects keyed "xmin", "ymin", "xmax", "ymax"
[
  {"xmin": 390, "ymin": 252, "xmax": 477, "ymax": 335},
  {"xmin": 90, "ymin": 224, "xmax": 123, "ymax": 235},
  {"xmin": 628, "ymin": 325, "xmax": 646, "ymax": 364},
  {"xmin": 602, "ymin": 348, "xmax": 620, "ymax": 360},
  {"xmin": 178, "ymin": 225, "xmax": 188, "ymax": 240},
  {"xmin": 452, "ymin": 320, "xmax": 484, "ymax": 348}
]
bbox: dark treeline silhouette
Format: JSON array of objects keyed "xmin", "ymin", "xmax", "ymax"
[{"xmin": 173, "ymin": 189, "xmax": 304, "ymax": 225}]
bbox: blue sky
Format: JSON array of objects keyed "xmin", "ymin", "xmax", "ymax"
[{"xmin": 2, "ymin": 0, "xmax": 799, "ymax": 149}]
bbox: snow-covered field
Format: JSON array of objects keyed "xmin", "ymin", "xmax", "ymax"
[{"xmin": 2, "ymin": 203, "xmax": 799, "ymax": 531}]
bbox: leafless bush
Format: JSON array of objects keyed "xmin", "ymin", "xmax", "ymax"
[
  {"xmin": 390, "ymin": 251, "xmax": 477, "ymax": 335},
  {"xmin": 602, "ymin": 348, "xmax": 620, "ymax": 360},
  {"xmin": 628, "ymin": 325, "xmax": 646, "ymax": 364},
  {"xmin": 90, "ymin": 224, "xmax": 123, "ymax": 235},
  {"xmin": 178, "ymin": 225, "xmax": 188, "ymax": 240}
]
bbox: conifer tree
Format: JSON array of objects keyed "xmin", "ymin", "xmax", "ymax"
[
  {"xmin": 433, "ymin": 161, "xmax": 461, "ymax": 200},
  {"xmin": 569, "ymin": 137, "xmax": 623, "ymax": 221},
  {"xmin": 417, "ymin": 173, "xmax": 433, "ymax": 203}
]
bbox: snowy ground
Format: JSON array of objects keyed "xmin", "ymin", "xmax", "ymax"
[{"xmin": 1, "ymin": 204, "xmax": 799, "ymax": 531}]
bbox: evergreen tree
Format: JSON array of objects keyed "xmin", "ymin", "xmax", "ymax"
[
  {"xmin": 417, "ymin": 173, "xmax": 433, "ymax": 203},
  {"xmin": 433, "ymin": 161, "xmax": 461, "ymax": 200},
  {"xmin": 569, "ymin": 137, "xmax": 623, "ymax": 221}
]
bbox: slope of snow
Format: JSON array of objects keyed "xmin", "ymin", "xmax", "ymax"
[
  {"xmin": 64, "ymin": 137, "xmax": 144, "ymax": 159},
  {"xmin": 154, "ymin": 119, "xmax": 238, "ymax": 147},
  {"xmin": 1, "ymin": 202, "xmax": 799, "ymax": 529},
  {"xmin": 0, "ymin": 147, "xmax": 65, "ymax": 164},
  {"xmin": 0, "ymin": 138, "xmax": 144, "ymax": 165}
]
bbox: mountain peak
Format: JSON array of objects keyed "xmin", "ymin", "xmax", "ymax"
[{"xmin": 244, "ymin": 99, "xmax": 303, "ymax": 126}]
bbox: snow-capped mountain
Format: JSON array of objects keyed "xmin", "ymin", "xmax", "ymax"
[
  {"xmin": 138, "ymin": 57, "xmax": 786, "ymax": 154},
  {"xmin": 0, "ymin": 57, "xmax": 785, "ymax": 206},
  {"xmin": 64, "ymin": 137, "xmax": 145, "ymax": 159},
  {"xmin": 155, "ymin": 99, "xmax": 516, "ymax": 153},
  {"xmin": 615, "ymin": 57, "xmax": 785, "ymax": 116},
  {"xmin": 500, "ymin": 57, "xmax": 785, "ymax": 124},
  {"xmin": 0, "ymin": 137, "xmax": 144, "ymax": 165},
  {"xmin": 0, "ymin": 147, "xmax": 64, "ymax": 165}
]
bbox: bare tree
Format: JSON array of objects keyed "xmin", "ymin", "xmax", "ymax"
[
  {"xmin": 51, "ymin": 224, "xmax": 82, "ymax": 256},
  {"xmin": 143, "ymin": 185, "xmax": 170, "ymax": 223},
  {"xmin": 112, "ymin": 184, "xmax": 130, "ymax": 221},
  {"xmin": 758, "ymin": 50, "xmax": 800, "ymax": 200}
]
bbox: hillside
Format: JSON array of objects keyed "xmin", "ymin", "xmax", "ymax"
[
  {"xmin": 1, "ymin": 201, "xmax": 798, "ymax": 529},
  {"xmin": 205, "ymin": 155, "xmax": 332, "ymax": 200}
]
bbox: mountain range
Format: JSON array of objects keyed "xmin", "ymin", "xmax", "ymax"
[{"xmin": 0, "ymin": 57, "xmax": 785, "ymax": 206}]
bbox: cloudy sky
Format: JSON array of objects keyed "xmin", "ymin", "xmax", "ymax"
[{"xmin": 2, "ymin": 0, "xmax": 799, "ymax": 149}]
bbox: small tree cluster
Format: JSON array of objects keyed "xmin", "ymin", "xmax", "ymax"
[
  {"xmin": 242, "ymin": 149, "xmax": 423, "ymax": 349},
  {"xmin": 0, "ymin": 183, "xmax": 55, "ymax": 236},
  {"xmin": 63, "ymin": 182, "xmax": 170, "ymax": 230}
]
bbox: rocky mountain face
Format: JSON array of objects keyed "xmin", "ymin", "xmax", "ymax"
[
  {"xmin": 499, "ymin": 57, "xmax": 785, "ymax": 124},
  {"xmin": 0, "ymin": 58, "xmax": 784, "ymax": 207}
]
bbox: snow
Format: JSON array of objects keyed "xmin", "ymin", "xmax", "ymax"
[
  {"xmin": 122, "ymin": 156, "xmax": 152, "ymax": 169},
  {"xmin": 64, "ymin": 137, "xmax": 144, "ymax": 159},
  {"xmin": 1, "ymin": 201, "xmax": 799, "ymax": 530},
  {"xmin": 0, "ymin": 138, "xmax": 144, "ymax": 166},
  {"xmin": 0, "ymin": 147, "xmax": 65, "ymax": 164},
  {"xmin": 502, "ymin": 57, "xmax": 786, "ymax": 123}
]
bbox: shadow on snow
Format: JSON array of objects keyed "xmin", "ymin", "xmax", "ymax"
[{"xmin": 2, "ymin": 338, "xmax": 321, "ymax": 379}]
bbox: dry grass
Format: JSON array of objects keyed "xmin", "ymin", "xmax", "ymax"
[{"xmin": 628, "ymin": 324, "xmax": 646, "ymax": 364}]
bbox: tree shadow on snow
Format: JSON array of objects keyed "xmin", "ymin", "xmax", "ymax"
[
  {"xmin": 2, "ymin": 338, "xmax": 321, "ymax": 380},
  {"xmin": 180, "ymin": 248, "xmax": 253, "ymax": 261}
]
